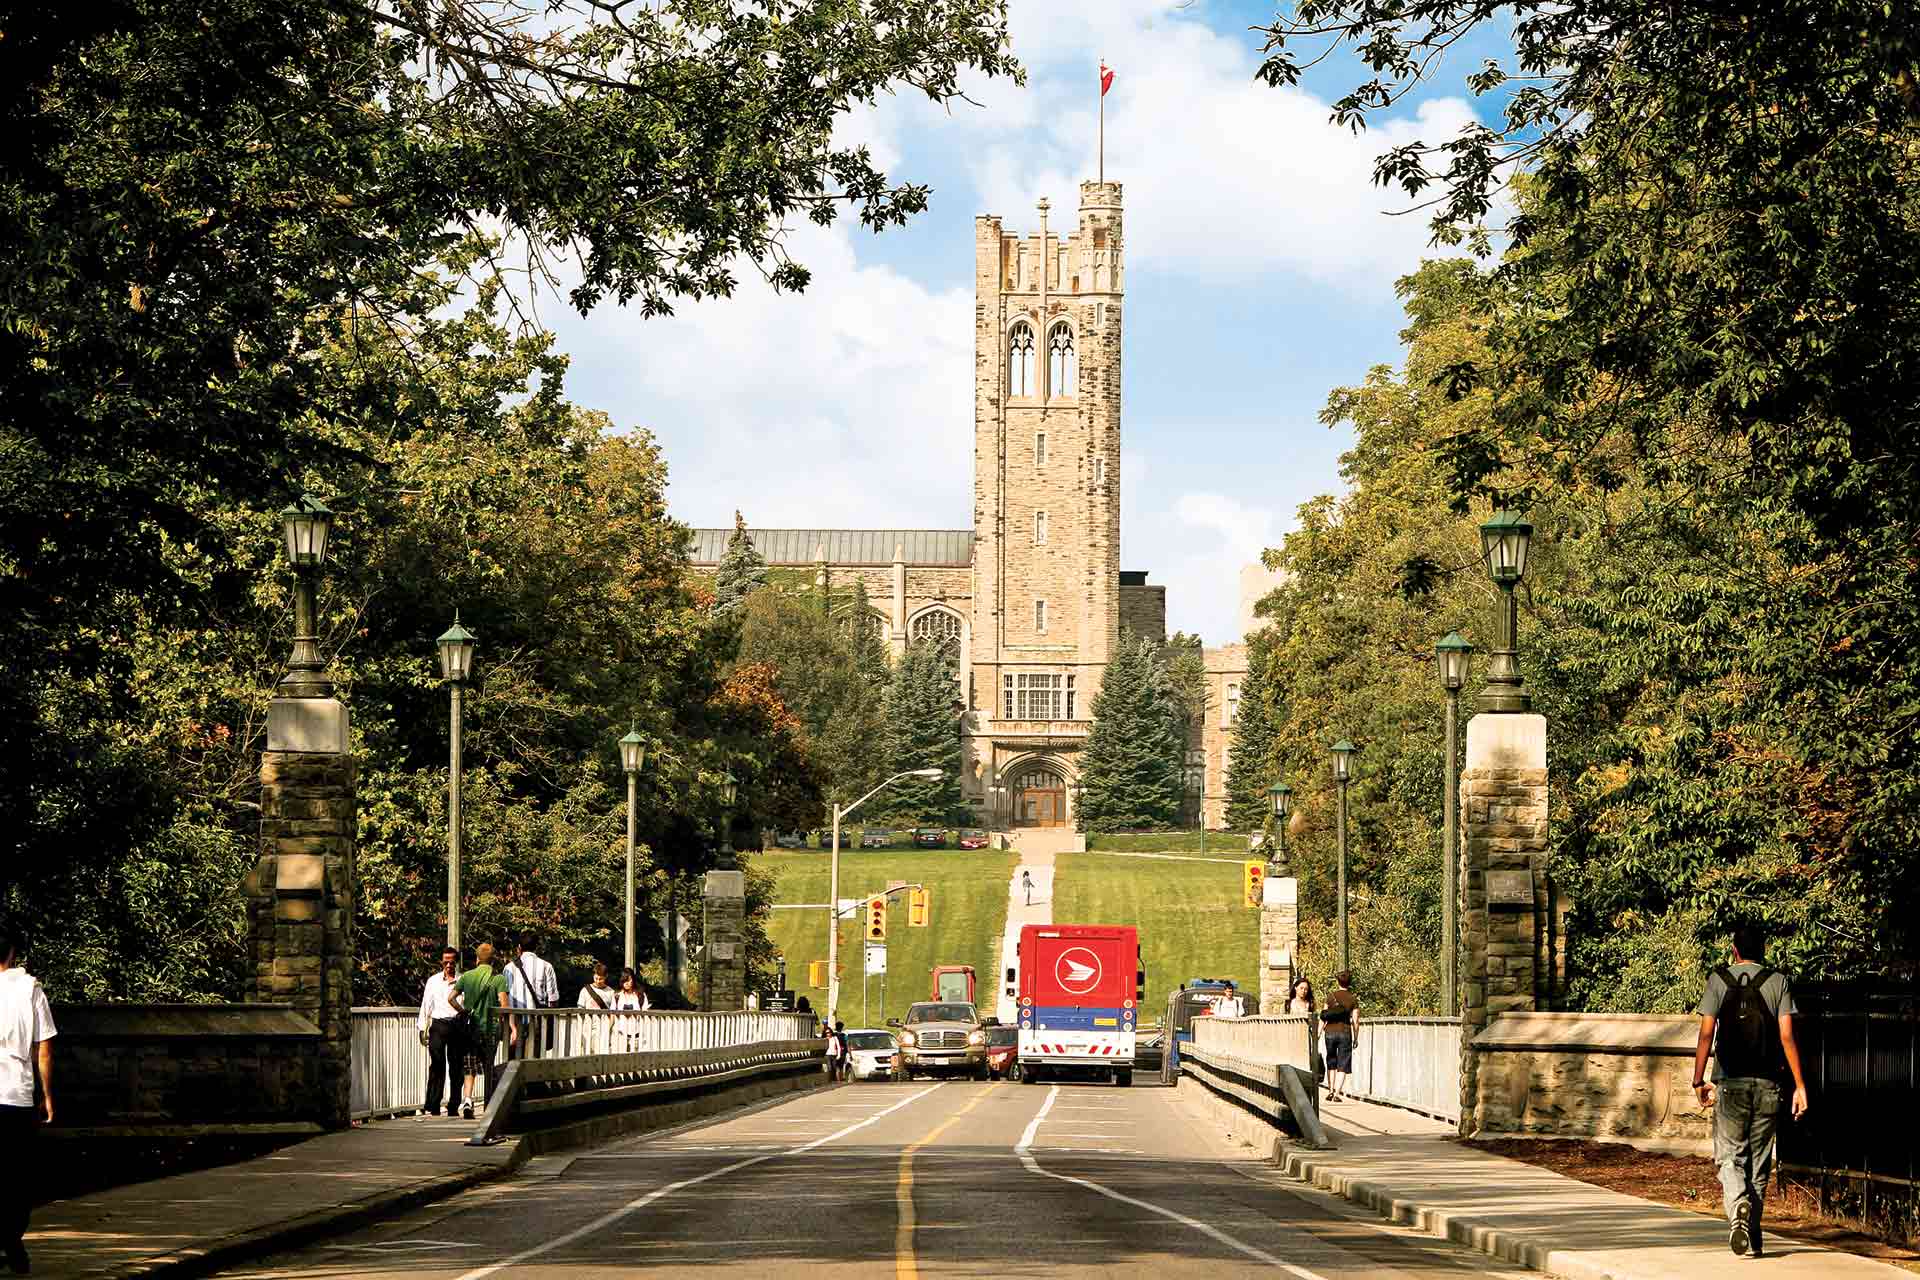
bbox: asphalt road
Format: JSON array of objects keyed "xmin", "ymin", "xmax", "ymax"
[{"xmin": 222, "ymin": 1080, "xmax": 1530, "ymax": 1278}]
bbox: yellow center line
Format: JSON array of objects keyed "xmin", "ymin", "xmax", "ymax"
[{"xmin": 895, "ymin": 1085, "xmax": 996, "ymax": 1277}]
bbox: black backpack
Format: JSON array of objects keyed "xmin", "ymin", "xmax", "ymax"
[{"xmin": 1713, "ymin": 965, "xmax": 1783, "ymax": 1079}]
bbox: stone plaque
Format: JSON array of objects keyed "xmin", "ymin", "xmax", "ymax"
[
  {"xmin": 1487, "ymin": 870, "xmax": 1536, "ymax": 909},
  {"xmin": 1266, "ymin": 948, "xmax": 1293, "ymax": 971},
  {"xmin": 709, "ymin": 941, "xmax": 737, "ymax": 961},
  {"xmin": 275, "ymin": 854, "xmax": 325, "ymax": 895},
  {"xmin": 703, "ymin": 870, "xmax": 746, "ymax": 898}
]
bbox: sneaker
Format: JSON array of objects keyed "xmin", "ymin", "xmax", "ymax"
[
  {"xmin": 415, "ymin": 1109, "xmax": 439, "ymax": 1121},
  {"xmin": 459, "ymin": 1099, "xmax": 474, "ymax": 1120},
  {"xmin": 1730, "ymin": 1195, "xmax": 1754, "ymax": 1256}
]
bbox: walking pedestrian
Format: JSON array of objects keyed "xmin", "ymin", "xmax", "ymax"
[
  {"xmin": 1693, "ymin": 925, "xmax": 1810, "ymax": 1258},
  {"xmin": 416, "ymin": 944, "xmax": 467, "ymax": 1119},
  {"xmin": 455, "ymin": 942, "xmax": 513, "ymax": 1118},
  {"xmin": 1320, "ymin": 970, "xmax": 1359, "ymax": 1102},
  {"xmin": 506, "ymin": 935, "xmax": 559, "ymax": 1059},
  {"xmin": 577, "ymin": 961, "xmax": 617, "ymax": 1054},
  {"xmin": 1021, "ymin": 868, "xmax": 1034, "ymax": 907},
  {"xmin": 824, "ymin": 1020, "xmax": 847, "ymax": 1080},
  {"xmin": 1286, "ymin": 978, "xmax": 1316, "ymax": 1015},
  {"xmin": 1287, "ymin": 978, "xmax": 1323, "ymax": 1083},
  {"xmin": 612, "ymin": 968, "xmax": 648, "ymax": 1052},
  {"xmin": 0, "ymin": 923, "xmax": 56, "ymax": 1277}
]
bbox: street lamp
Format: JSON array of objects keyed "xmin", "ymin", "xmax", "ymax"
[
  {"xmin": 714, "ymin": 770, "xmax": 740, "ymax": 871},
  {"xmin": 618, "ymin": 725, "xmax": 647, "ymax": 973},
  {"xmin": 1330, "ymin": 740, "xmax": 1358, "ymax": 975},
  {"xmin": 1477, "ymin": 510, "xmax": 1534, "ymax": 713},
  {"xmin": 436, "ymin": 614, "xmax": 478, "ymax": 951},
  {"xmin": 827, "ymin": 767, "xmax": 943, "ymax": 1020},
  {"xmin": 277, "ymin": 495, "xmax": 335, "ymax": 697},
  {"xmin": 1267, "ymin": 782, "xmax": 1292, "ymax": 874},
  {"xmin": 1436, "ymin": 632, "xmax": 1473, "ymax": 1017}
]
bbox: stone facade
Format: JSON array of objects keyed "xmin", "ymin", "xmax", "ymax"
[
  {"xmin": 1198, "ymin": 643, "xmax": 1249, "ymax": 829},
  {"xmin": 1469, "ymin": 1013, "xmax": 1711, "ymax": 1152},
  {"xmin": 1457, "ymin": 712, "xmax": 1551, "ymax": 1136},
  {"xmin": 245, "ymin": 747, "xmax": 357, "ymax": 1127},
  {"xmin": 700, "ymin": 870, "xmax": 748, "ymax": 1011}
]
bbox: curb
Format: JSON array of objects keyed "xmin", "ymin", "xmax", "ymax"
[{"xmin": 1280, "ymin": 1147, "xmax": 1629, "ymax": 1280}]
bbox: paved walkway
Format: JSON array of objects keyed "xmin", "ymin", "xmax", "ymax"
[
  {"xmin": 995, "ymin": 843, "xmax": 1055, "ymax": 1021},
  {"xmin": 25, "ymin": 1117, "xmax": 521, "ymax": 1279},
  {"xmin": 1269, "ymin": 1098, "xmax": 1908, "ymax": 1279}
]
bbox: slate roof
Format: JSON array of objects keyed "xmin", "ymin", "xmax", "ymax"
[{"xmin": 687, "ymin": 528, "xmax": 974, "ymax": 567}]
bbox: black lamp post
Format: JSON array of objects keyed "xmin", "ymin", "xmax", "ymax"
[
  {"xmin": 618, "ymin": 726, "xmax": 647, "ymax": 972},
  {"xmin": 1477, "ymin": 511, "xmax": 1534, "ymax": 713},
  {"xmin": 1266, "ymin": 782, "xmax": 1292, "ymax": 874},
  {"xmin": 715, "ymin": 770, "xmax": 739, "ymax": 871},
  {"xmin": 436, "ymin": 614, "xmax": 477, "ymax": 951},
  {"xmin": 277, "ymin": 496, "xmax": 335, "ymax": 697},
  {"xmin": 1330, "ymin": 740, "xmax": 1358, "ymax": 974},
  {"xmin": 1436, "ymin": 631, "xmax": 1473, "ymax": 1017}
]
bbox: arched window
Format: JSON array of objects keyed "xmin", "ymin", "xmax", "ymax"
[
  {"xmin": 910, "ymin": 608, "xmax": 963, "ymax": 676},
  {"xmin": 1047, "ymin": 323, "xmax": 1076, "ymax": 399},
  {"xmin": 835, "ymin": 607, "xmax": 888, "ymax": 644},
  {"xmin": 1008, "ymin": 322, "xmax": 1036, "ymax": 398}
]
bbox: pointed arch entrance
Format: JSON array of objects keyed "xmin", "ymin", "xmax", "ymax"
[{"xmin": 1010, "ymin": 760, "xmax": 1068, "ymax": 828}]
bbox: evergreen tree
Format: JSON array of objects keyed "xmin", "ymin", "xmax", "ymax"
[
  {"xmin": 880, "ymin": 640, "xmax": 967, "ymax": 824},
  {"xmin": 1224, "ymin": 630, "xmax": 1281, "ymax": 831},
  {"xmin": 1078, "ymin": 631, "xmax": 1186, "ymax": 832},
  {"xmin": 712, "ymin": 511, "xmax": 767, "ymax": 615}
]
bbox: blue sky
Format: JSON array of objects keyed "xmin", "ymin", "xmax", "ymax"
[{"xmin": 547, "ymin": 1, "xmax": 1509, "ymax": 645}]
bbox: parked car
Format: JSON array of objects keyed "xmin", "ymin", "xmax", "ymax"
[
  {"xmin": 891, "ymin": 1001, "xmax": 987, "ymax": 1079},
  {"xmin": 957, "ymin": 829, "xmax": 988, "ymax": 850},
  {"xmin": 984, "ymin": 1024, "xmax": 1019, "ymax": 1080},
  {"xmin": 774, "ymin": 831, "xmax": 806, "ymax": 849},
  {"xmin": 912, "ymin": 828, "xmax": 946, "ymax": 848},
  {"xmin": 843, "ymin": 1029, "xmax": 904, "ymax": 1081},
  {"xmin": 860, "ymin": 829, "xmax": 890, "ymax": 849}
]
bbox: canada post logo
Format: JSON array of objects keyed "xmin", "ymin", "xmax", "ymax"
[{"xmin": 1054, "ymin": 946, "xmax": 1102, "ymax": 995}]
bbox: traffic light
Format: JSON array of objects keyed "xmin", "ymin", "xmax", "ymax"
[
  {"xmin": 1243, "ymin": 859, "xmax": 1266, "ymax": 908},
  {"xmin": 908, "ymin": 886, "xmax": 930, "ymax": 927},
  {"xmin": 865, "ymin": 895, "xmax": 888, "ymax": 941},
  {"xmin": 808, "ymin": 959, "xmax": 829, "ymax": 989}
]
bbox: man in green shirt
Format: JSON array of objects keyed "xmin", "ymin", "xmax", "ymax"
[{"xmin": 455, "ymin": 941, "xmax": 514, "ymax": 1119}]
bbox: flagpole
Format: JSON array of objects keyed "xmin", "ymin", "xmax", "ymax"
[{"xmin": 1098, "ymin": 59, "xmax": 1105, "ymax": 182}]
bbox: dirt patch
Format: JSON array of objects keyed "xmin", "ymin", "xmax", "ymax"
[{"xmin": 1465, "ymin": 1138, "xmax": 1920, "ymax": 1272}]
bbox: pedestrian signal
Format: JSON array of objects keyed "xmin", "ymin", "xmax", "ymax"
[
  {"xmin": 808, "ymin": 959, "xmax": 829, "ymax": 989},
  {"xmin": 908, "ymin": 886, "xmax": 930, "ymax": 927},
  {"xmin": 865, "ymin": 895, "xmax": 887, "ymax": 941},
  {"xmin": 1243, "ymin": 859, "xmax": 1266, "ymax": 908}
]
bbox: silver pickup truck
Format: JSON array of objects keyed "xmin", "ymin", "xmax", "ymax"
[{"xmin": 891, "ymin": 1001, "xmax": 987, "ymax": 1079}]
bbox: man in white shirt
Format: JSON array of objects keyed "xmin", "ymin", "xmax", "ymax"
[
  {"xmin": 506, "ymin": 936, "xmax": 558, "ymax": 1059},
  {"xmin": 415, "ymin": 945, "xmax": 466, "ymax": 1118},
  {"xmin": 1, "ymin": 923, "xmax": 56, "ymax": 1274}
]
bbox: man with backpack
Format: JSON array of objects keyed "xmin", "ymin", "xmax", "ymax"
[{"xmin": 1693, "ymin": 925, "xmax": 1810, "ymax": 1258}]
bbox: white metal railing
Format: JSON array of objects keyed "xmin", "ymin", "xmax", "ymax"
[
  {"xmin": 1344, "ymin": 1016, "xmax": 1463, "ymax": 1123},
  {"xmin": 351, "ymin": 1007, "xmax": 817, "ymax": 1121},
  {"xmin": 1189, "ymin": 1013, "xmax": 1316, "ymax": 1069}
]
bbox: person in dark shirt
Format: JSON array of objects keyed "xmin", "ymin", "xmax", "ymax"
[{"xmin": 1320, "ymin": 970, "xmax": 1359, "ymax": 1102}]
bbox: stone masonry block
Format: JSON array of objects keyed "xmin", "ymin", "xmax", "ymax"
[{"xmin": 276, "ymin": 854, "xmax": 325, "ymax": 894}]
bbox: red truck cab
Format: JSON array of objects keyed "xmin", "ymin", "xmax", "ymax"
[{"xmin": 930, "ymin": 965, "xmax": 976, "ymax": 1004}]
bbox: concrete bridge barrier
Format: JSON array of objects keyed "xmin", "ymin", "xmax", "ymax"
[{"xmin": 1178, "ymin": 1014, "xmax": 1332, "ymax": 1150}]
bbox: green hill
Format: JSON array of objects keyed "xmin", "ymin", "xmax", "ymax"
[
  {"xmin": 1051, "ymin": 851, "xmax": 1260, "ymax": 1019},
  {"xmin": 761, "ymin": 849, "xmax": 1016, "ymax": 1027}
]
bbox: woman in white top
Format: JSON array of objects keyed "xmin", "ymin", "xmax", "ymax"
[
  {"xmin": 612, "ymin": 967, "xmax": 649, "ymax": 1051},
  {"xmin": 577, "ymin": 961, "xmax": 617, "ymax": 1053}
]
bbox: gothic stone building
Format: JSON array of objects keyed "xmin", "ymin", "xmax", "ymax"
[{"xmin": 691, "ymin": 181, "xmax": 1249, "ymax": 829}]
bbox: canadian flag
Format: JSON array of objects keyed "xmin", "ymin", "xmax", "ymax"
[{"xmin": 1100, "ymin": 61, "xmax": 1114, "ymax": 96}]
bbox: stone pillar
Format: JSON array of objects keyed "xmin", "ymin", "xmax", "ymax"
[
  {"xmin": 246, "ymin": 696, "xmax": 355, "ymax": 1129},
  {"xmin": 1458, "ymin": 712, "xmax": 1547, "ymax": 1136},
  {"xmin": 1259, "ymin": 876, "xmax": 1300, "ymax": 1014},
  {"xmin": 701, "ymin": 869, "xmax": 747, "ymax": 1011}
]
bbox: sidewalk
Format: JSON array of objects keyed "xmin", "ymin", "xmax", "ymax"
[
  {"xmin": 995, "ymin": 846, "xmax": 1054, "ymax": 1021},
  {"xmin": 26, "ymin": 1116, "xmax": 523, "ymax": 1280},
  {"xmin": 1282, "ymin": 1099, "xmax": 1908, "ymax": 1279}
]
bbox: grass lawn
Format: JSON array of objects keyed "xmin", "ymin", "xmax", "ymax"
[
  {"xmin": 1052, "ymin": 850, "xmax": 1261, "ymax": 1019},
  {"xmin": 1084, "ymin": 831, "xmax": 1254, "ymax": 853},
  {"xmin": 761, "ymin": 849, "xmax": 1017, "ymax": 1028}
]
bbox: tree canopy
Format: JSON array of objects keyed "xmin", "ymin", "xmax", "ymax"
[{"xmin": 1078, "ymin": 631, "xmax": 1187, "ymax": 833}]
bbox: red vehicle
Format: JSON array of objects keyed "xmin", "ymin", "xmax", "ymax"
[
  {"xmin": 930, "ymin": 964, "xmax": 976, "ymax": 1004},
  {"xmin": 984, "ymin": 1024, "xmax": 1019, "ymax": 1080},
  {"xmin": 957, "ymin": 829, "xmax": 989, "ymax": 850},
  {"xmin": 1013, "ymin": 924, "xmax": 1144, "ymax": 1086}
]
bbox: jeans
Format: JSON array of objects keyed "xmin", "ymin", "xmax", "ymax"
[
  {"xmin": 1, "ymin": 1104, "xmax": 35, "ymax": 1246},
  {"xmin": 1713, "ymin": 1077, "xmax": 1781, "ymax": 1225},
  {"xmin": 424, "ymin": 1017, "xmax": 465, "ymax": 1114}
]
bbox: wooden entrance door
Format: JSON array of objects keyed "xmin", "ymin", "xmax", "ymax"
[{"xmin": 1012, "ymin": 765, "xmax": 1068, "ymax": 828}]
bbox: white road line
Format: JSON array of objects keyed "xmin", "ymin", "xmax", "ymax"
[
  {"xmin": 1014, "ymin": 1086, "xmax": 1331, "ymax": 1280},
  {"xmin": 453, "ymin": 1084, "xmax": 944, "ymax": 1280}
]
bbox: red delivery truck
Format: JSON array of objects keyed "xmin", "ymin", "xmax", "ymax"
[{"xmin": 1013, "ymin": 923, "xmax": 1144, "ymax": 1086}]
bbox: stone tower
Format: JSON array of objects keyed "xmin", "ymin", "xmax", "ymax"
[{"xmin": 966, "ymin": 181, "xmax": 1124, "ymax": 828}]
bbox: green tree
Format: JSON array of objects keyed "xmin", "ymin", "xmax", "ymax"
[
  {"xmin": 712, "ymin": 513, "xmax": 770, "ymax": 616},
  {"xmin": 1078, "ymin": 631, "xmax": 1187, "ymax": 832},
  {"xmin": 879, "ymin": 641, "xmax": 967, "ymax": 824}
]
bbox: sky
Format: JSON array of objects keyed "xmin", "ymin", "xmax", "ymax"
[{"xmin": 545, "ymin": 0, "xmax": 1507, "ymax": 647}]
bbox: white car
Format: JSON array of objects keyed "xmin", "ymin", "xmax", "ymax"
[{"xmin": 843, "ymin": 1029, "xmax": 903, "ymax": 1081}]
